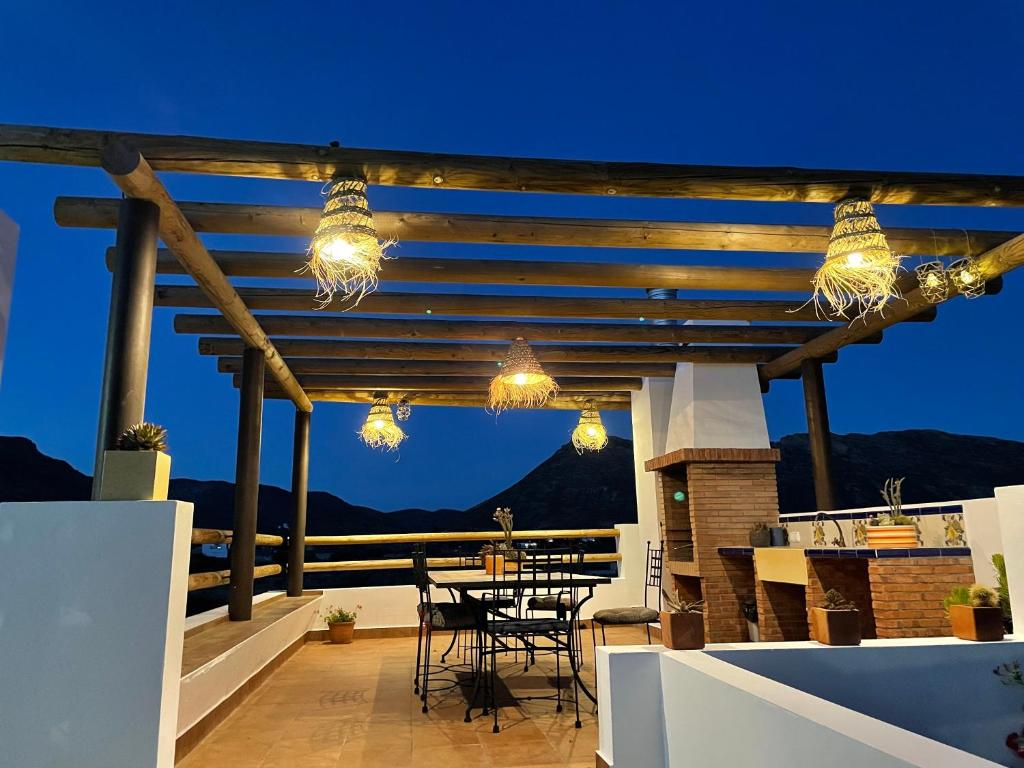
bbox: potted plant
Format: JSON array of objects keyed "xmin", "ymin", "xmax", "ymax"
[
  {"xmin": 946, "ymin": 584, "xmax": 1004, "ymax": 642},
  {"xmin": 994, "ymin": 661, "xmax": 1024, "ymax": 759},
  {"xmin": 866, "ymin": 477, "xmax": 919, "ymax": 549},
  {"xmin": 493, "ymin": 507, "xmax": 526, "ymax": 572},
  {"xmin": 323, "ymin": 605, "xmax": 360, "ymax": 644},
  {"xmin": 98, "ymin": 422, "xmax": 171, "ymax": 501},
  {"xmin": 811, "ymin": 589, "xmax": 861, "ymax": 646},
  {"xmin": 480, "ymin": 542, "xmax": 504, "ymax": 575},
  {"xmin": 659, "ymin": 585, "xmax": 705, "ymax": 650},
  {"xmin": 749, "ymin": 522, "xmax": 771, "ymax": 548}
]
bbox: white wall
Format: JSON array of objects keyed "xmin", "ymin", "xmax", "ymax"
[
  {"xmin": 631, "ymin": 378, "xmax": 674, "ymax": 547},
  {"xmin": 0, "ymin": 501, "xmax": 193, "ymax": 768},
  {"xmin": 995, "ymin": 485, "xmax": 1024, "ymax": 629},
  {"xmin": 665, "ymin": 363, "xmax": 770, "ymax": 452}
]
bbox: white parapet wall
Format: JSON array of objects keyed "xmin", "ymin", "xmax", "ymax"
[
  {"xmin": 598, "ymin": 639, "xmax": 1018, "ymax": 767},
  {"xmin": 995, "ymin": 485, "xmax": 1024, "ymax": 627},
  {"xmin": 0, "ymin": 501, "xmax": 193, "ymax": 768}
]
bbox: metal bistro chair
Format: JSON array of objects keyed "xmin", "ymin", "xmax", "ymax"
[
  {"xmin": 465, "ymin": 547, "xmax": 584, "ymax": 733},
  {"xmin": 591, "ymin": 540, "xmax": 662, "ymax": 647},
  {"xmin": 412, "ymin": 545, "xmax": 477, "ymax": 713}
]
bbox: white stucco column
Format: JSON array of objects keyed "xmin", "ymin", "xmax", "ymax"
[
  {"xmin": 631, "ymin": 377, "xmax": 675, "ymax": 549},
  {"xmin": 0, "ymin": 500, "xmax": 193, "ymax": 768},
  {"xmin": 994, "ymin": 485, "xmax": 1024, "ymax": 633},
  {"xmin": 664, "ymin": 362, "xmax": 771, "ymax": 451}
]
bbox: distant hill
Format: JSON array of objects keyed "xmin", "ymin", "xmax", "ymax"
[{"xmin": 2, "ymin": 431, "xmax": 1023, "ymax": 527}]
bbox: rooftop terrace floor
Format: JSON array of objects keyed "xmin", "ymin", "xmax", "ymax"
[{"xmin": 178, "ymin": 624, "xmax": 650, "ymax": 767}]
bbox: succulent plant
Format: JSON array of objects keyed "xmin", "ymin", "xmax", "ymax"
[
  {"xmin": 970, "ymin": 584, "xmax": 999, "ymax": 609},
  {"xmin": 944, "ymin": 584, "xmax": 972, "ymax": 612},
  {"xmin": 822, "ymin": 589, "xmax": 855, "ymax": 610},
  {"xmin": 116, "ymin": 422, "xmax": 168, "ymax": 452},
  {"xmin": 661, "ymin": 584, "xmax": 703, "ymax": 614}
]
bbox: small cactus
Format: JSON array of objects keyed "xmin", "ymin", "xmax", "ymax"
[
  {"xmin": 970, "ymin": 584, "xmax": 999, "ymax": 609},
  {"xmin": 116, "ymin": 422, "xmax": 168, "ymax": 452},
  {"xmin": 822, "ymin": 589, "xmax": 855, "ymax": 610}
]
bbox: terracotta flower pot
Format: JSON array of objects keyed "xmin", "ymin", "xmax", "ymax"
[
  {"xmin": 328, "ymin": 621, "xmax": 355, "ymax": 644},
  {"xmin": 949, "ymin": 604, "xmax": 1004, "ymax": 642},
  {"xmin": 484, "ymin": 554, "xmax": 504, "ymax": 575},
  {"xmin": 659, "ymin": 611, "xmax": 705, "ymax": 650},
  {"xmin": 866, "ymin": 525, "xmax": 918, "ymax": 549},
  {"xmin": 811, "ymin": 607, "xmax": 861, "ymax": 646}
]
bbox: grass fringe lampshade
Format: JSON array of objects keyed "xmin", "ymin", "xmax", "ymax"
[
  {"xmin": 305, "ymin": 176, "xmax": 393, "ymax": 307},
  {"xmin": 949, "ymin": 257, "xmax": 986, "ymax": 298},
  {"xmin": 488, "ymin": 337, "xmax": 558, "ymax": 413},
  {"xmin": 572, "ymin": 404, "xmax": 608, "ymax": 453},
  {"xmin": 359, "ymin": 398, "xmax": 406, "ymax": 450},
  {"xmin": 811, "ymin": 198, "xmax": 903, "ymax": 319},
  {"xmin": 914, "ymin": 260, "xmax": 949, "ymax": 303}
]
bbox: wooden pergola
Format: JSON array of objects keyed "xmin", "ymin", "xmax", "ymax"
[{"xmin": 3, "ymin": 124, "xmax": 1023, "ymax": 620}]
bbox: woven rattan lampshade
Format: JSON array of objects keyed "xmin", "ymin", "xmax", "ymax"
[
  {"xmin": 359, "ymin": 398, "xmax": 406, "ymax": 450},
  {"xmin": 949, "ymin": 257, "xmax": 986, "ymax": 299},
  {"xmin": 914, "ymin": 261, "xmax": 949, "ymax": 303},
  {"xmin": 487, "ymin": 337, "xmax": 558, "ymax": 413},
  {"xmin": 306, "ymin": 177, "xmax": 392, "ymax": 307},
  {"xmin": 811, "ymin": 198, "xmax": 902, "ymax": 319},
  {"xmin": 572, "ymin": 404, "xmax": 608, "ymax": 453}
]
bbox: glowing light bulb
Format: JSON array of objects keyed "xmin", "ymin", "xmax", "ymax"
[
  {"xmin": 513, "ymin": 372, "xmax": 528, "ymax": 386},
  {"xmin": 586, "ymin": 426, "xmax": 598, "ymax": 437},
  {"xmin": 845, "ymin": 251, "xmax": 865, "ymax": 268},
  {"xmin": 960, "ymin": 269, "xmax": 976, "ymax": 285},
  {"xmin": 373, "ymin": 419, "xmax": 385, "ymax": 429},
  {"xmin": 321, "ymin": 237, "xmax": 358, "ymax": 263},
  {"xmin": 925, "ymin": 273, "xmax": 940, "ymax": 287}
]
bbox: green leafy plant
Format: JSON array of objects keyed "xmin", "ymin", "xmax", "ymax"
[
  {"xmin": 323, "ymin": 605, "xmax": 359, "ymax": 624},
  {"xmin": 970, "ymin": 584, "xmax": 999, "ymax": 608},
  {"xmin": 873, "ymin": 476, "xmax": 915, "ymax": 526},
  {"xmin": 944, "ymin": 585, "xmax": 972, "ymax": 612},
  {"xmin": 116, "ymin": 422, "xmax": 168, "ymax": 452},
  {"xmin": 993, "ymin": 553, "xmax": 1012, "ymax": 622},
  {"xmin": 821, "ymin": 589, "xmax": 855, "ymax": 610}
]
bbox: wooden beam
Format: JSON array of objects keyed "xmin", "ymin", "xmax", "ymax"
[
  {"xmin": 9, "ymin": 124, "xmax": 1024, "ymax": 205},
  {"xmin": 219, "ymin": 357, "xmax": 677, "ymax": 378},
  {"xmin": 303, "ymin": 553, "xmax": 620, "ymax": 573},
  {"xmin": 178, "ymin": 314, "xmax": 885, "ymax": 344},
  {"xmin": 61, "ymin": 196, "xmax": 1016, "ymax": 253},
  {"xmin": 98, "ymin": 142, "xmax": 311, "ymax": 412},
  {"xmin": 760, "ymin": 233, "xmax": 1024, "ymax": 380},
  {"xmin": 236, "ymin": 374, "xmax": 640, "ymax": 392},
  {"xmin": 306, "ymin": 528, "xmax": 620, "ymax": 546},
  {"xmin": 262, "ymin": 389, "xmax": 632, "ymax": 409},
  {"xmin": 115, "ymin": 248, "xmax": 816, "ymax": 292},
  {"xmin": 201, "ymin": 339, "xmax": 813, "ymax": 364},
  {"xmin": 158, "ymin": 285, "xmax": 834, "ymax": 322}
]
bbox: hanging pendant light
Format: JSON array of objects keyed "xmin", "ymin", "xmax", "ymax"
[
  {"xmin": 572, "ymin": 402, "xmax": 608, "ymax": 453},
  {"xmin": 811, "ymin": 198, "xmax": 903, "ymax": 319},
  {"xmin": 487, "ymin": 337, "xmax": 558, "ymax": 413},
  {"xmin": 306, "ymin": 176, "xmax": 393, "ymax": 307},
  {"xmin": 395, "ymin": 397, "xmax": 412, "ymax": 422},
  {"xmin": 914, "ymin": 261, "xmax": 949, "ymax": 303},
  {"xmin": 949, "ymin": 257, "xmax": 986, "ymax": 299},
  {"xmin": 359, "ymin": 397, "xmax": 406, "ymax": 450}
]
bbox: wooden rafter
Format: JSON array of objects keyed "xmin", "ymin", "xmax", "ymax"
[
  {"xmin": 262, "ymin": 390, "xmax": 631, "ymax": 410},
  {"xmin": 219, "ymin": 357, "xmax": 674, "ymax": 378},
  {"xmin": 62, "ymin": 196, "xmax": 1015, "ymax": 254},
  {"xmin": 7, "ymin": 124, "xmax": 1024, "ymax": 205},
  {"xmin": 235, "ymin": 374, "xmax": 640, "ymax": 392},
  {"xmin": 98, "ymin": 142, "xmax": 312, "ymax": 412},
  {"xmin": 199, "ymin": 339, "xmax": 824, "ymax": 363}
]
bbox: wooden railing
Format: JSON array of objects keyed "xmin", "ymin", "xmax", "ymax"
[
  {"xmin": 192, "ymin": 527, "xmax": 284, "ymax": 547},
  {"xmin": 189, "ymin": 527, "xmax": 284, "ymax": 591},
  {"xmin": 305, "ymin": 552, "xmax": 621, "ymax": 572}
]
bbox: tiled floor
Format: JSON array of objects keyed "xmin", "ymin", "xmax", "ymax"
[{"xmin": 179, "ymin": 624, "xmax": 651, "ymax": 767}]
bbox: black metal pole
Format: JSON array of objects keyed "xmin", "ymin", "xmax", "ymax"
[
  {"xmin": 801, "ymin": 358, "xmax": 836, "ymax": 511},
  {"xmin": 287, "ymin": 409, "xmax": 310, "ymax": 597},
  {"xmin": 92, "ymin": 197, "xmax": 160, "ymax": 498},
  {"xmin": 229, "ymin": 347, "xmax": 265, "ymax": 621}
]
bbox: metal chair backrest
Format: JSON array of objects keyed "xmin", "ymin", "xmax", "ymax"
[
  {"xmin": 644, "ymin": 541, "xmax": 664, "ymax": 610},
  {"xmin": 411, "ymin": 545, "xmax": 432, "ymax": 608}
]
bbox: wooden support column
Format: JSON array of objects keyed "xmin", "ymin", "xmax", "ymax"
[
  {"xmin": 228, "ymin": 347, "xmax": 265, "ymax": 621},
  {"xmin": 91, "ymin": 197, "xmax": 159, "ymax": 498},
  {"xmin": 287, "ymin": 409, "xmax": 310, "ymax": 597},
  {"xmin": 801, "ymin": 358, "xmax": 836, "ymax": 512}
]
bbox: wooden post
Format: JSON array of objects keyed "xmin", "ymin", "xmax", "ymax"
[
  {"xmin": 91, "ymin": 197, "xmax": 159, "ymax": 498},
  {"xmin": 287, "ymin": 409, "xmax": 310, "ymax": 597},
  {"xmin": 801, "ymin": 358, "xmax": 836, "ymax": 512},
  {"xmin": 228, "ymin": 347, "xmax": 265, "ymax": 621}
]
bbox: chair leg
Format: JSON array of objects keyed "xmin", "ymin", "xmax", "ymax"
[
  {"xmin": 465, "ymin": 629, "xmax": 483, "ymax": 723},
  {"xmin": 440, "ymin": 627, "xmax": 458, "ymax": 663},
  {"xmin": 646, "ymin": 623, "xmax": 652, "ymax": 644},
  {"xmin": 555, "ymin": 639, "xmax": 563, "ymax": 713},
  {"xmin": 490, "ymin": 633, "xmax": 500, "ymax": 733},
  {"xmin": 600, "ymin": 624, "xmax": 607, "ymax": 646},
  {"xmin": 421, "ymin": 625, "xmax": 432, "ymax": 713},
  {"xmin": 569, "ymin": 625, "xmax": 582, "ymax": 729},
  {"xmin": 414, "ymin": 617, "xmax": 424, "ymax": 694}
]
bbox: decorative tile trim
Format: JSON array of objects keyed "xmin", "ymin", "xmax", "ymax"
[
  {"xmin": 780, "ymin": 504, "xmax": 964, "ymax": 523},
  {"xmin": 716, "ymin": 546, "xmax": 971, "ymax": 559}
]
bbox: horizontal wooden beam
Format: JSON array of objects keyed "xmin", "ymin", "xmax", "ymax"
[
  {"xmin": 305, "ymin": 528, "xmax": 620, "ymax": 546},
  {"xmin": 236, "ymin": 374, "xmax": 640, "ymax": 392},
  {"xmin": 261, "ymin": 389, "xmax": 632, "ymax": 409},
  {"xmin": 158, "ymin": 285, "xmax": 835, "ymax": 322},
  {"xmin": 201, "ymin": 339, "xmax": 816, "ymax": 364},
  {"xmin": 187, "ymin": 564, "xmax": 281, "ymax": 592},
  {"xmin": 219, "ymin": 357, "xmax": 675, "ymax": 378},
  {"xmin": 191, "ymin": 528, "xmax": 284, "ymax": 546},
  {"xmin": 177, "ymin": 314, "xmax": 885, "ymax": 345},
  {"xmin": 9, "ymin": 125, "xmax": 1024, "ymax": 205},
  {"xmin": 760, "ymin": 234, "xmax": 1024, "ymax": 381},
  {"xmin": 117, "ymin": 248, "xmax": 816, "ymax": 292},
  {"xmin": 96, "ymin": 143, "xmax": 312, "ymax": 413},
  {"xmin": 61, "ymin": 196, "xmax": 1016, "ymax": 253}
]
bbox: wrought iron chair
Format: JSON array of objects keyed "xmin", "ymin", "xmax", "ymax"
[
  {"xmin": 464, "ymin": 547, "xmax": 584, "ymax": 733},
  {"xmin": 590, "ymin": 540, "xmax": 662, "ymax": 646},
  {"xmin": 411, "ymin": 545, "xmax": 477, "ymax": 713}
]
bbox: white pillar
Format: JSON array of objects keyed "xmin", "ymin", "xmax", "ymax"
[
  {"xmin": 665, "ymin": 362, "xmax": 770, "ymax": 451},
  {"xmin": 0, "ymin": 210, "xmax": 18, "ymax": 387},
  {"xmin": 631, "ymin": 377, "xmax": 675, "ymax": 549},
  {"xmin": 0, "ymin": 501, "xmax": 193, "ymax": 768},
  {"xmin": 995, "ymin": 485, "xmax": 1024, "ymax": 634}
]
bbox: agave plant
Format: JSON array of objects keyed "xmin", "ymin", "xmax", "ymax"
[{"xmin": 116, "ymin": 422, "xmax": 168, "ymax": 452}]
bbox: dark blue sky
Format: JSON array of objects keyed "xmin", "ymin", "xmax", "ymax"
[{"xmin": 1, "ymin": 2, "xmax": 1022, "ymax": 512}]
